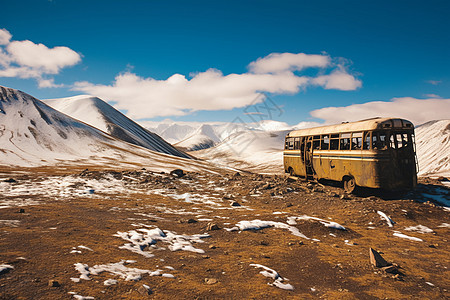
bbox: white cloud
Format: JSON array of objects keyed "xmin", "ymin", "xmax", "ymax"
[
  {"xmin": 0, "ymin": 28, "xmax": 81, "ymax": 88},
  {"xmin": 0, "ymin": 29, "xmax": 11, "ymax": 45},
  {"xmin": 312, "ymin": 70, "xmax": 362, "ymax": 90},
  {"xmin": 73, "ymin": 53, "xmax": 361, "ymax": 119},
  {"xmin": 7, "ymin": 40, "xmax": 80, "ymax": 74},
  {"xmin": 248, "ymin": 52, "xmax": 330, "ymax": 73},
  {"xmin": 310, "ymin": 97, "xmax": 450, "ymax": 126}
]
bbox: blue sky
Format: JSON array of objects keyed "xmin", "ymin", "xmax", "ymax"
[{"xmin": 1, "ymin": 0, "xmax": 449, "ymax": 125}]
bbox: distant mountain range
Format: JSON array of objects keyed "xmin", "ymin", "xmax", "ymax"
[{"xmin": 1, "ymin": 85, "xmax": 448, "ymax": 177}]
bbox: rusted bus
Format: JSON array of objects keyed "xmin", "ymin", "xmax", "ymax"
[{"xmin": 283, "ymin": 118, "xmax": 418, "ymax": 192}]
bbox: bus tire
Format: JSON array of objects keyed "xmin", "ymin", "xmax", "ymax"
[{"xmin": 343, "ymin": 176, "xmax": 356, "ymax": 194}]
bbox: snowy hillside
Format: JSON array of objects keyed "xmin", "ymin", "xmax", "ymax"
[
  {"xmin": 194, "ymin": 129, "xmax": 289, "ymax": 173},
  {"xmin": 0, "ymin": 86, "xmax": 212, "ymax": 172},
  {"xmin": 175, "ymin": 124, "xmax": 222, "ymax": 151},
  {"xmin": 146, "ymin": 119, "xmax": 295, "ymax": 151},
  {"xmin": 43, "ymin": 96, "xmax": 190, "ymax": 159},
  {"xmin": 415, "ymin": 120, "xmax": 450, "ymax": 177}
]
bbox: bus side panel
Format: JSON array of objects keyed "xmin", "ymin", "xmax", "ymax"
[
  {"xmin": 312, "ymin": 151, "xmax": 331, "ymax": 180},
  {"xmin": 358, "ymin": 154, "xmax": 380, "ymax": 188},
  {"xmin": 283, "ymin": 151, "xmax": 306, "ymax": 176}
]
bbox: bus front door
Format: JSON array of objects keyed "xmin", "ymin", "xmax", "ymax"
[{"xmin": 304, "ymin": 136, "xmax": 315, "ymax": 177}]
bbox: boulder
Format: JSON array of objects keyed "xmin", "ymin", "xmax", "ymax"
[
  {"xmin": 369, "ymin": 248, "xmax": 390, "ymax": 267},
  {"xmin": 206, "ymin": 223, "xmax": 220, "ymax": 231},
  {"xmin": 48, "ymin": 280, "xmax": 60, "ymax": 287},
  {"xmin": 204, "ymin": 278, "xmax": 218, "ymax": 285},
  {"xmin": 170, "ymin": 169, "xmax": 185, "ymax": 178},
  {"xmin": 137, "ymin": 284, "xmax": 152, "ymax": 295}
]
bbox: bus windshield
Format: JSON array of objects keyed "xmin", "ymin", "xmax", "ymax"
[{"xmin": 372, "ymin": 131, "xmax": 413, "ymax": 150}]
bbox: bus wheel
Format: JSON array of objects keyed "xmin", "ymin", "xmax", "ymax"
[{"xmin": 343, "ymin": 176, "xmax": 356, "ymax": 193}]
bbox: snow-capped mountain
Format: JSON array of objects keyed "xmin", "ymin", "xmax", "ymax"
[
  {"xmin": 145, "ymin": 119, "xmax": 295, "ymax": 151},
  {"xmin": 195, "ymin": 129, "xmax": 290, "ymax": 174},
  {"xmin": 43, "ymin": 95, "xmax": 190, "ymax": 159},
  {"xmin": 415, "ymin": 120, "xmax": 450, "ymax": 177},
  {"xmin": 175, "ymin": 124, "xmax": 222, "ymax": 151},
  {"xmin": 0, "ymin": 86, "xmax": 213, "ymax": 172}
]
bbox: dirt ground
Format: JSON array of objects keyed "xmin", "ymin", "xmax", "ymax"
[{"xmin": 0, "ymin": 166, "xmax": 449, "ymax": 299}]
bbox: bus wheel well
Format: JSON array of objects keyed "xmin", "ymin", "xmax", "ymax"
[
  {"xmin": 342, "ymin": 175, "xmax": 356, "ymax": 193},
  {"xmin": 287, "ymin": 167, "xmax": 294, "ymax": 176}
]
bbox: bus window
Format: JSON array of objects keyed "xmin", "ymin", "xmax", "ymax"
[
  {"xmin": 389, "ymin": 134, "xmax": 395, "ymax": 149},
  {"xmin": 289, "ymin": 138, "xmax": 294, "ymax": 150},
  {"xmin": 372, "ymin": 132, "xmax": 389, "ymax": 150},
  {"xmin": 340, "ymin": 133, "xmax": 351, "ymax": 150},
  {"xmin": 363, "ymin": 132, "xmax": 370, "ymax": 150},
  {"xmin": 330, "ymin": 138, "xmax": 339, "ymax": 150},
  {"xmin": 395, "ymin": 133, "xmax": 409, "ymax": 149},
  {"xmin": 294, "ymin": 137, "xmax": 300, "ymax": 150},
  {"xmin": 313, "ymin": 140, "xmax": 320, "ymax": 150},
  {"xmin": 285, "ymin": 138, "xmax": 289, "ymax": 150},
  {"xmin": 321, "ymin": 135, "xmax": 330, "ymax": 150},
  {"xmin": 351, "ymin": 132, "xmax": 363, "ymax": 150}
]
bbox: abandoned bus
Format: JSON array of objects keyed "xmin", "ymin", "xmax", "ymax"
[{"xmin": 284, "ymin": 118, "xmax": 418, "ymax": 192}]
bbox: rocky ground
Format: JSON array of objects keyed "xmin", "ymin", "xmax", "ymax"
[{"xmin": 0, "ymin": 166, "xmax": 449, "ymax": 299}]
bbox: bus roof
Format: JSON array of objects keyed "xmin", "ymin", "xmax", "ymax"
[{"xmin": 287, "ymin": 118, "xmax": 414, "ymax": 137}]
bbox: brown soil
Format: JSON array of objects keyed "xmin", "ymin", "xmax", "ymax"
[{"xmin": 0, "ymin": 167, "xmax": 449, "ymax": 299}]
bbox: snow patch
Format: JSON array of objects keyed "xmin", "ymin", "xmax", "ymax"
[
  {"xmin": 225, "ymin": 219, "xmax": 309, "ymax": 239},
  {"xmin": 377, "ymin": 211, "xmax": 395, "ymax": 227},
  {"xmin": 404, "ymin": 225, "xmax": 433, "ymax": 234},
  {"xmin": 250, "ymin": 263, "xmax": 294, "ymax": 291},
  {"xmin": 73, "ymin": 260, "xmax": 174, "ymax": 282},
  {"xmin": 287, "ymin": 215, "xmax": 345, "ymax": 230},
  {"xmin": 393, "ymin": 231, "xmax": 423, "ymax": 242},
  {"xmin": 0, "ymin": 264, "xmax": 14, "ymax": 273},
  {"xmin": 114, "ymin": 227, "xmax": 210, "ymax": 257}
]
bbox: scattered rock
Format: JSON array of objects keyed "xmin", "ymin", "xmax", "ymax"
[
  {"xmin": 437, "ymin": 176, "xmax": 449, "ymax": 182},
  {"xmin": 187, "ymin": 218, "xmax": 198, "ymax": 224},
  {"xmin": 170, "ymin": 169, "xmax": 185, "ymax": 178},
  {"xmin": 206, "ymin": 223, "xmax": 220, "ymax": 231},
  {"xmin": 340, "ymin": 194, "xmax": 350, "ymax": 200},
  {"xmin": 137, "ymin": 284, "xmax": 152, "ymax": 296},
  {"xmin": 369, "ymin": 248, "xmax": 390, "ymax": 267},
  {"xmin": 18, "ymin": 208, "xmax": 25, "ymax": 213},
  {"xmin": 261, "ymin": 183, "xmax": 272, "ymax": 190},
  {"xmin": 209, "ymin": 245, "xmax": 217, "ymax": 249},
  {"xmin": 4, "ymin": 178, "xmax": 17, "ymax": 183},
  {"xmin": 233, "ymin": 172, "xmax": 241, "ymax": 177},
  {"xmin": 260, "ymin": 240, "xmax": 269, "ymax": 246},
  {"xmin": 204, "ymin": 278, "xmax": 218, "ymax": 285},
  {"xmin": 230, "ymin": 201, "xmax": 241, "ymax": 207},
  {"xmin": 48, "ymin": 280, "xmax": 60, "ymax": 287},
  {"xmin": 381, "ymin": 265, "xmax": 398, "ymax": 274},
  {"xmin": 286, "ymin": 176, "xmax": 298, "ymax": 182}
]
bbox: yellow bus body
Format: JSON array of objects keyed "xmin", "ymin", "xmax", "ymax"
[{"xmin": 283, "ymin": 118, "xmax": 417, "ymax": 191}]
